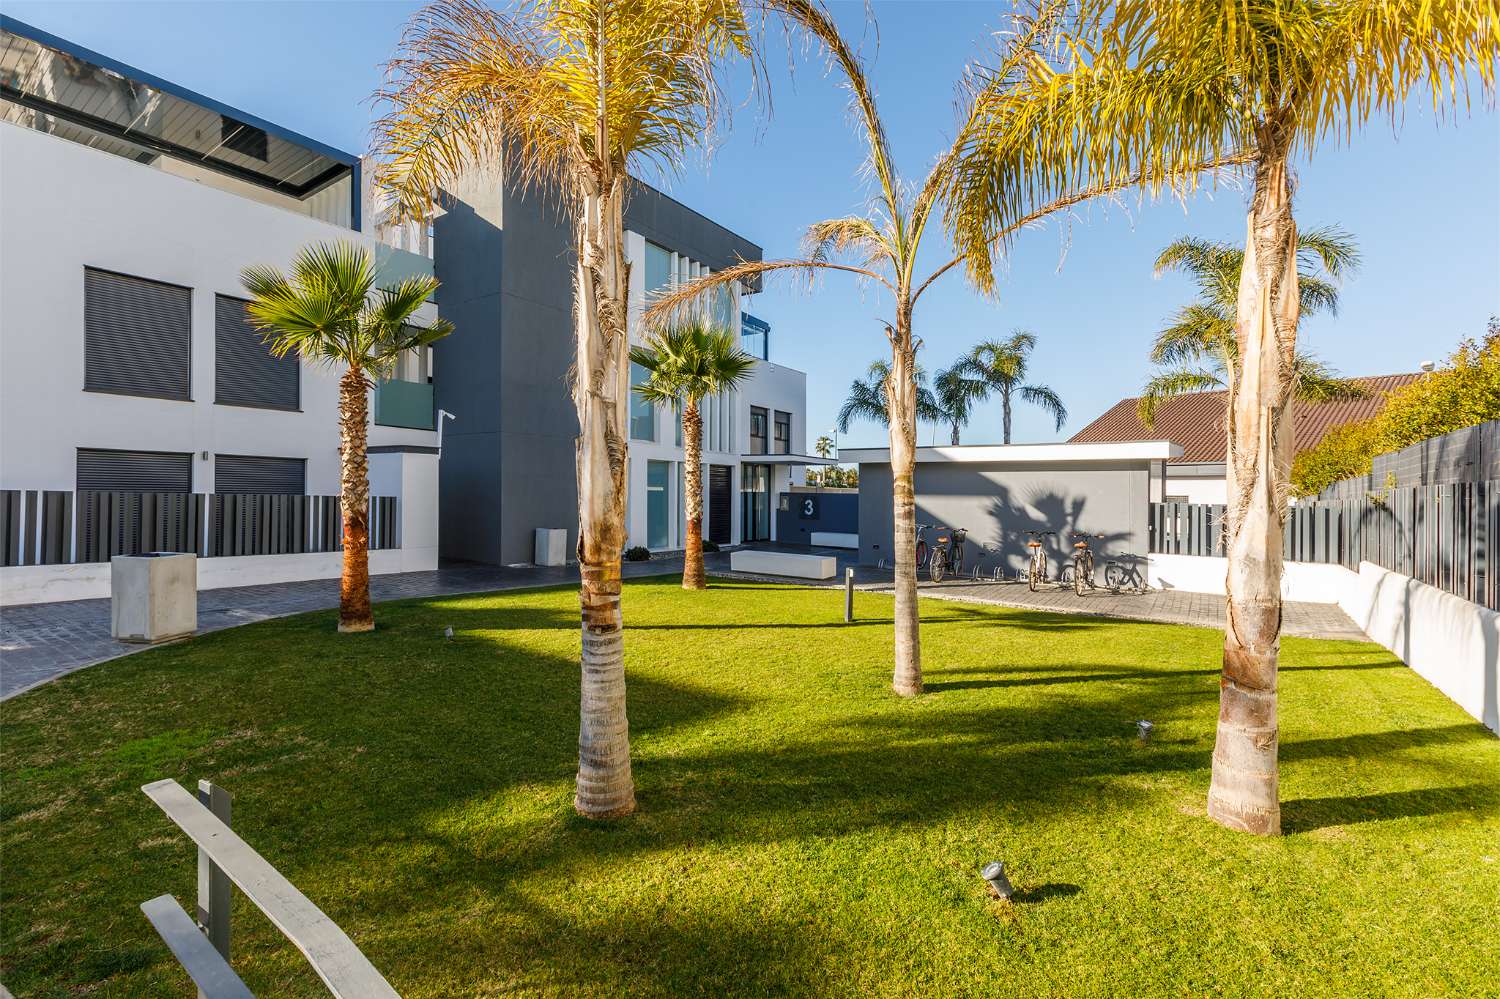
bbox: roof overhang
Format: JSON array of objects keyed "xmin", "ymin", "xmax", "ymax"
[
  {"xmin": 742, "ymin": 453, "xmax": 838, "ymax": 466},
  {"xmin": 841, "ymin": 440, "xmax": 1183, "ymax": 465}
]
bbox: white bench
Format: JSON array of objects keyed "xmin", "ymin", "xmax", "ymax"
[
  {"xmin": 730, "ymin": 550, "xmax": 837, "ymax": 579},
  {"xmin": 810, "ymin": 532, "xmax": 858, "ymax": 549}
]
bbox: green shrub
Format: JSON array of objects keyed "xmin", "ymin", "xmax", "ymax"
[{"xmin": 624, "ymin": 546, "xmax": 651, "ymax": 562}]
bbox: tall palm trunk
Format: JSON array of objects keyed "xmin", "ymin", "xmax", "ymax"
[
  {"xmin": 1001, "ymin": 385, "xmax": 1013, "ymax": 445},
  {"xmin": 337, "ymin": 366, "xmax": 374, "ymax": 633},
  {"xmin": 682, "ymin": 400, "xmax": 706, "ymax": 590},
  {"xmin": 888, "ymin": 314, "xmax": 923, "ymax": 696},
  {"xmin": 949, "ymin": 422, "xmax": 961, "ymax": 446},
  {"xmin": 572, "ymin": 169, "xmax": 636, "ymax": 819},
  {"xmin": 1207, "ymin": 140, "xmax": 1298, "ymax": 836}
]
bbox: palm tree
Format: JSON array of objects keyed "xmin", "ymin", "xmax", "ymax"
[
  {"xmin": 933, "ymin": 360, "xmax": 988, "ymax": 445},
  {"xmin": 375, "ymin": 0, "xmax": 754, "ymax": 818},
  {"xmin": 241, "ymin": 242, "xmax": 450, "ymax": 633},
  {"xmin": 1138, "ymin": 229, "xmax": 1365, "ymax": 426},
  {"xmin": 964, "ymin": 332, "xmax": 1066, "ymax": 443},
  {"xmin": 812, "ymin": 435, "xmax": 835, "ymax": 487},
  {"xmin": 644, "ymin": 0, "xmax": 1218, "ymax": 696},
  {"xmin": 944, "ymin": 0, "xmax": 1495, "ymax": 834},
  {"xmin": 630, "ymin": 322, "xmax": 755, "ymax": 589},
  {"xmin": 837, "ymin": 360, "xmax": 946, "ymax": 434}
]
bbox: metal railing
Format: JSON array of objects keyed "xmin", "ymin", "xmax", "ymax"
[
  {"xmin": 0, "ymin": 490, "xmax": 398, "ymax": 567},
  {"xmin": 1150, "ymin": 480, "xmax": 1498, "ymax": 610},
  {"xmin": 139, "ymin": 779, "xmax": 400, "ymax": 998}
]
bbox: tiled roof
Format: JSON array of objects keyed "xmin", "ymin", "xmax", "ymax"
[{"xmin": 1069, "ymin": 373, "xmax": 1423, "ymax": 463}]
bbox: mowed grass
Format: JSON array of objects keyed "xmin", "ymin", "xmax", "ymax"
[{"xmin": 3, "ymin": 580, "xmax": 1498, "ymax": 998}]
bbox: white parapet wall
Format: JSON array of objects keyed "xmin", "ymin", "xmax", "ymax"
[
  {"xmin": 1339, "ymin": 562, "xmax": 1498, "ymax": 734},
  {"xmin": 1147, "ymin": 553, "xmax": 1355, "ymax": 604}
]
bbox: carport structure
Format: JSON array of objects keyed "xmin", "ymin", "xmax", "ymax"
[{"xmin": 844, "ymin": 441, "xmax": 1180, "ymax": 580}]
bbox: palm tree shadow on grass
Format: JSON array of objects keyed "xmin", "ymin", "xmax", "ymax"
[{"xmin": 1281, "ymin": 783, "xmax": 1500, "ymax": 834}]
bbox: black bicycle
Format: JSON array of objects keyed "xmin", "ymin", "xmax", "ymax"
[
  {"xmin": 1104, "ymin": 554, "xmax": 1151, "ymax": 593},
  {"xmin": 928, "ymin": 527, "xmax": 968, "ymax": 583}
]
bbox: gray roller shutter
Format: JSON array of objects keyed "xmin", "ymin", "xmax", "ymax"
[
  {"xmin": 215, "ymin": 455, "xmax": 306, "ymax": 494},
  {"xmin": 77, "ymin": 448, "xmax": 193, "ymax": 492},
  {"xmin": 84, "ymin": 269, "xmax": 192, "ymax": 400},
  {"xmin": 215, "ymin": 295, "xmax": 299, "ymax": 410}
]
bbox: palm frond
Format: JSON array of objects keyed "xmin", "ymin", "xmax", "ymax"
[
  {"xmin": 1292, "ymin": 354, "xmax": 1369, "ymax": 404},
  {"xmin": 1019, "ymin": 383, "xmax": 1067, "ymax": 432},
  {"xmin": 643, "ymin": 257, "xmax": 891, "ymax": 328},
  {"xmin": 1136, "ymin": 367, "xmax": 1224, "ymax": 428},
  {"xmin": 631, "ymin": 319, "xmax": 756, "ymax": 407}
]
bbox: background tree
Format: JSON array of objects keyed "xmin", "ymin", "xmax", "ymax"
[
  {"xmin": 934, "ymin": 360, "xmax": 989, "ymax": 444},
  {"xmin": 837, "ymin": 360, "xmax": 946, "ymax": 434},
  {"xmin": 376, "ymin": 0, "xmax": 755, "ymax": 818},
  {"xmin": 645, "ymin": 0, "xmax": 1201, "ymax": 696},
  {"xmin": 945, "ymin": 0, "xmax": 1496, "ymax": 834},
  {"xmin": 242, "ymin": 242, "xmax": 449, "ymax": 633},
  {"xmin": 964, "ymin": 331, "xmax": 1066, "ymax": 443},
  {"xmin": 812, "ymin": 434, "xmax": 835, "ymax": 486},
  {"xmin": 1138, "ymin": 229, "xmax": 1365, "ymax": 427},
  {"xmin": 631, "ymin": 322, "xmax": 754, "ymax": 588}
]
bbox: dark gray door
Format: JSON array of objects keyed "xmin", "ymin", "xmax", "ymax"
[{"xmin": 708, "ymin": 465, "xmax": 731, "ymax": 545}]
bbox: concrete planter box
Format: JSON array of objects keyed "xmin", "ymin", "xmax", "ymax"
[
  {"xmin": 111, "ymin": 552, "xmax": 197, "ymax": 644},
  {"xmin": 534, "ymin": 528, "xmax": 568, "ymax": 567}
]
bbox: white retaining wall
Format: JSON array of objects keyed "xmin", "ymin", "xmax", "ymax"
[
  {"xmin": 1147, "ymin": 554, "xmax": 1355, "ymax": 604},
  {"xmin": 1339, "ymin": 562, "xmax": 1499, "ymax": 734}
]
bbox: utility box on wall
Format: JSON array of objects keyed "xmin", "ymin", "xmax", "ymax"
[{"xmin": 111, "ymin": 552, "xmax": 197, "ymax": 643}]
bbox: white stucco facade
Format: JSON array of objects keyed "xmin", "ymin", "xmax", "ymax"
[{"xmin": 0, "ymin": 121, "xmax": 438, "ymax": 496}]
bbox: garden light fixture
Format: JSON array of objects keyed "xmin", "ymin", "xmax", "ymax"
[
  {"xmin": 1137, "ymin": 719, "xmax": 1154, "ymax": 742},
  {"xmin": 981, "ymin": 861, "xmax": 1014, "ymax": 899}
]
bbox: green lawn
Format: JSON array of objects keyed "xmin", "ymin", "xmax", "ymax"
[{"xmin": 3, "ymin": 580, "xmax": 1497, "ymax": 997}]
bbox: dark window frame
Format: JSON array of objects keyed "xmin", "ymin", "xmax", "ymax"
[
  {"xmin": 773, "ymin": 410, "xmax": 791, "ymax": 455},
  {"xmin": 83, "ymin": 266, "xmax": 194, "ymax": 402},
  {"xmin": 213, "ymin": 293, "xmax": 301, "ymax": 412},
  {"xmin": 749, "ymin": 406, "xmax": 768, "ymax": 456}
]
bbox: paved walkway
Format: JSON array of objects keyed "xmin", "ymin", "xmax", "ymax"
[{"xmin": 1, "ymin": 549, "xmax": 1367, "ymax": 700}]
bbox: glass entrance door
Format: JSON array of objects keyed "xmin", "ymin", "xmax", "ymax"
[
  {"xmin": 740, "ymin": 463, "xmax": 772, "ymax": 542},
  {"xmin": 647, "ymin": 460, "xmax": 670, "ymax": 550}
]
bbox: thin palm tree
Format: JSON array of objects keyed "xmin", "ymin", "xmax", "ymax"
[
  {"xmin": 630, "ymin": 322, "xmax": 755, "ymax": 589},
  {"xmin": 645, "ymin": 0, "xmax": 1226, "ymax": 696},
  {"xmin": 812, "ymin": 434, "xmax": 835, "ymax": 487},
  {"xmin": 375, "ymin": 0, "xmax": 754, "ymax": 818},
  {"xmin": 1138, "ymin": 229, "xmax": 1365, "ymax": 426},
  {"xmin": 945, "ymin": 0, "xmax": 1495, "ymax": 834},
  {"xmin": 933, "ymin": 360, "xmax": 988, "ymax": 445},
  {"xmin": 837, "ymin": 360, "xmax": 946, "ymax": 434},
  {"xmin": 964, "ymin": 332, "xmax": 1066, "ymax": 443},
  {"xmin": 241, "ymin": 242, "xmax": 450, "ymax": 633}
]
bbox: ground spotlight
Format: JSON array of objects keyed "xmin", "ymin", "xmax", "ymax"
[
  {"xmin": 1137, "ymin": 719, "xmax": 1154, "ymax": 741},
  {"xmin": 981, "ymin": 861, "xmax": 1014, "ymax": 899}
]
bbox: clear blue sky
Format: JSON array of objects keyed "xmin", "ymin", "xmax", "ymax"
[{"xmin": 12, "ymin": 0, "xmax": 1497, "ymax": 450}]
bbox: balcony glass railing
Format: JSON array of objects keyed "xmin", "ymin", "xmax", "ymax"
[{"xmin": 374, "ymin": 379, "xmax": 434, "ymax": 430}]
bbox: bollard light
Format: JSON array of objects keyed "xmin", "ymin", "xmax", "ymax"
[
  {"xmin": 1137, "ymin": 719, "xmax": 1154, "ymax": 742},
  {"xmin": 981, "ymin": 860, "xmax": 1014, "ymax": 899},
  {"xmin": 444, "ymin": 626, "xmax": 454, "ymax": 641}
]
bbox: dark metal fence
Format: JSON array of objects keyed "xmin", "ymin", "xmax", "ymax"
[
  {"xmin": 0, "ymin": 490, "xmax": 397, "ymax": 567},
  {"xmin": 1150, "ymin": 480, "xmax": 1499, "ymax": 610}
]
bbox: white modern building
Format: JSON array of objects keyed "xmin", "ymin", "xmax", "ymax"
[{"xmin": 0, "ymin": 17, "xmax": 442, "ymax": 598}]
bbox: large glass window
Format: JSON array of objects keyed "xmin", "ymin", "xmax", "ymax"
[
  {"xmin": 774, "ymin": 411, "xmax": 791, "ymax": 455},
  {"xmin": 645, "ymin": 241, "xmax": 673, "ymax": 298},
  {"xmin": 630, "ymin": 361, "xmax": 656, "ymax": 441},
  {"xmin": 647, "ymin": 460, "xmax": 670, "ymax": 550},
  {"xmin": 750, "ymin": 407, "xmax": 768, "ymax": 455},
  {"xmin": 741, "ymin": 463, "xmax": 772, "ymax": 542}
]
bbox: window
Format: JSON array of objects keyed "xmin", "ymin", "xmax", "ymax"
[
  {"xmin": 647, "ymin": 460, "xmax": 670, "ymax": 550},
  {"xmin": 215, "ymin": 295, "xmax": 299, "ymax": 410},
  {"xmin": 630, "ymin": 361, "xmax": 656, "ymax": 441},
  {"xmin": 215, "ymin": 455, "xmax": 306, "ymax": 494},
  {"xmin": 84, "ymin": 268, "xmax": 192, "ymax": 401},
  {"xmin": 220, "ymin": 115, "xmax": 268, "ymax": 161},
  {"xmin": 774, "ymin": 411, "xmax": 791, "ymax": 455},
  {"xmin": 749, "ymin": 406, "xmax": 768, "ymax": 455},
  {"xmin": 645, "ymin": 241, "xmax": 673, "ymax": 298},
  {"xmin": 76, "ymin": 448, "xmax": 192, "ymax": 493}
]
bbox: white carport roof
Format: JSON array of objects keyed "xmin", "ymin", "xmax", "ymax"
[{"xmin": 839, "ymin": 440, "xmax": 1182, "ymax": 464}]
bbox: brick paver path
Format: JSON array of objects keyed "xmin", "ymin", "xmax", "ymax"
[{"xmin": 1, "ymin": 549, "xmax": 1367, "ymax": 700}]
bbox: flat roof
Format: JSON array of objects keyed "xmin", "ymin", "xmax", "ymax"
[
  {"xmin": 841, "ymin": 441, "xmax": 1183, "ymax": 465},
  {"xmin": 743, "ymin": 453, "xmax": 837, "ymax": 466},
  {"xmin": 1, "ymin": 16, "xmax": 359, "ymax": 220}
]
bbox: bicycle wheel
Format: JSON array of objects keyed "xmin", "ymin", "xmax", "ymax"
[
  {"xmin": 930, "ymin": 548, "xmax": 947, "ymax": 583},
  {"xmin": 1073, "ymin": 555, "xmax": 1087, "ymax": 596},
  {"xmin": 1028, "ymin": 554, "xmax": 1040, "ymax": 592},
  {"xmin": 1104, "ymin": 563, "xmax": 1124, "ymax": 589},
  {"xmin": 915, "ymin": 540, "xmax": 927, "ymax": 569}
]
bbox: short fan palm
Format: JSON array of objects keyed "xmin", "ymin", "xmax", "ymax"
[
  {"xmin": 1138, "ymin": 229, "xmax": 1365, "ymax": 427},
  {"xmin": 241, "ymin": 242, "xmax": 450, "ymax": 633},
  {"xmin": 630, "ymin": 323, "xmax": 755, "ymax": 589}
]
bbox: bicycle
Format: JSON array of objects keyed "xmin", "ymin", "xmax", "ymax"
[
  {"xmin": 928, "ymin": 527, "xmax": 968, "ymax": 583},
  {"xmin": 1069, "ymin": 532, "xmax": 1100, "ymax": 596},
  {"xmin": 1104, "ymin": 555, "xmax": 1151, "ymax": 593},
  {"xmin": 1024, "ymin": 530, "xmax": 1056, "ymax": 591},
  {"xmin": 914, "ymin": 522, "xmax": 936, "ymax": 570}
]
